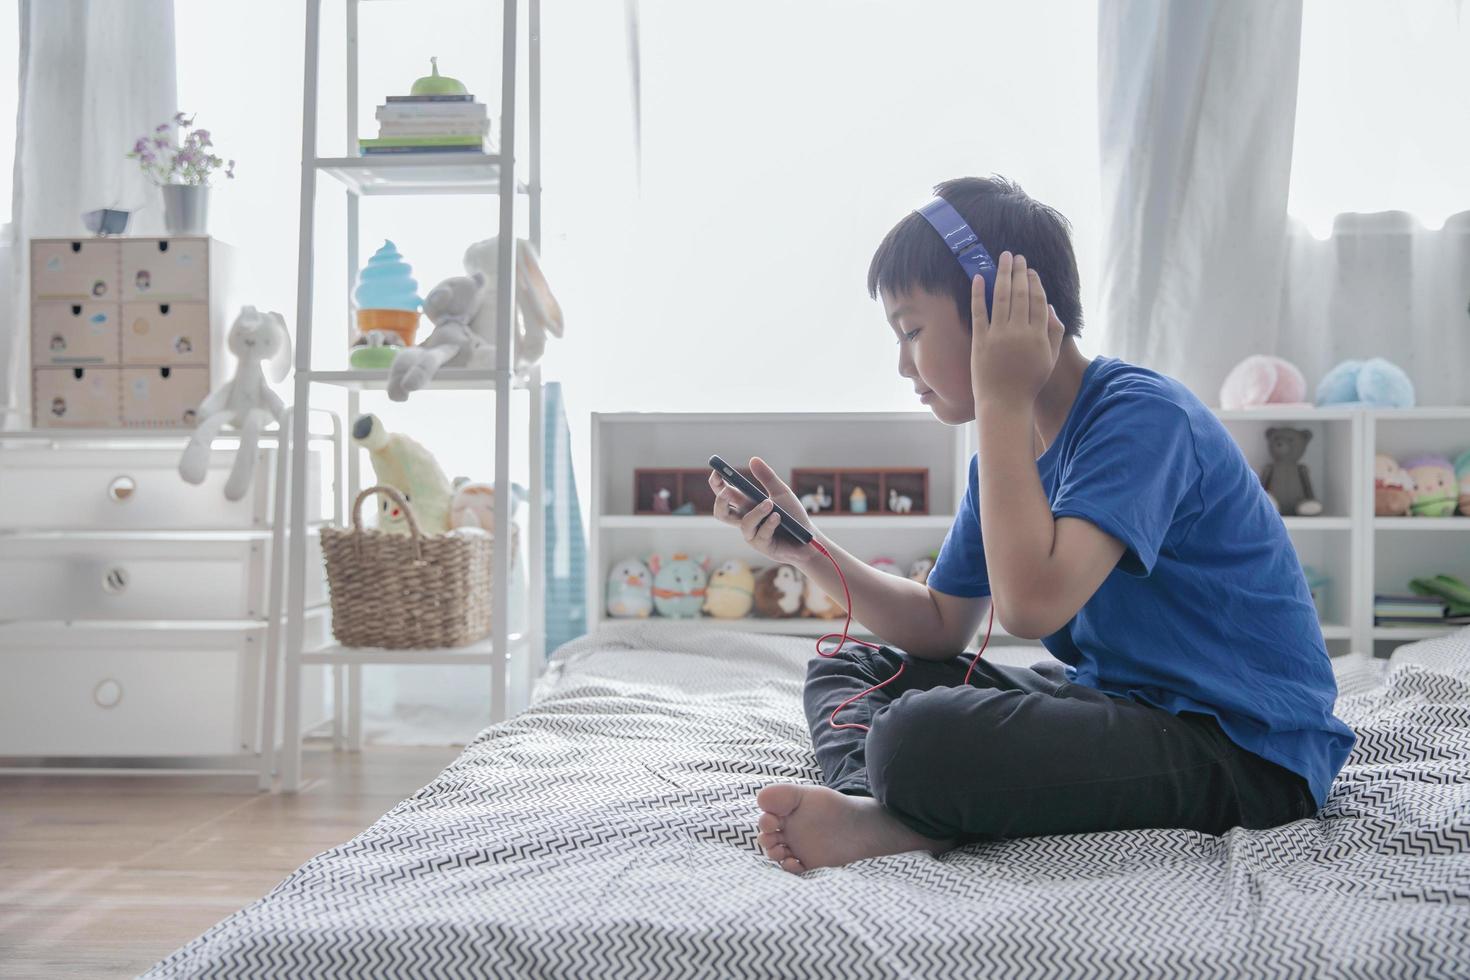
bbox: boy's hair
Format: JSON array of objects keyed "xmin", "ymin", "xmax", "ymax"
[{"xmin": 867, "ymin": 176, "xmax": 1083, "ymax": 337}]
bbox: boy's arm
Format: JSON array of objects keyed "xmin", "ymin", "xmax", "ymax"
[
  {"xmin": 970, "ymin": 253, "xmax": 1126, "ymax": 640},
  {"xmin": 794, "ymin": 530, "xmax": 990, "ymax": 660}
]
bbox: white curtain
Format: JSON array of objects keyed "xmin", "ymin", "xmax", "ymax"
[
  {"xmin": 2, "ymin": 0, "xmax": 177, "ymax": 429},
  {"xmin": 1096, "ymin": 0, "xmax": 1304, "ymax": 402}
]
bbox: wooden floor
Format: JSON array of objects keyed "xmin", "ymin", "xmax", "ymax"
[{"xmin": 0, "ymin": 745, "xmax": 461, "ymax": 979}]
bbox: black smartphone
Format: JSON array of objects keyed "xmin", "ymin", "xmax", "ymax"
[{"xmin": 708, "ymin": 454, "xmax": 814, "ymax": 547}]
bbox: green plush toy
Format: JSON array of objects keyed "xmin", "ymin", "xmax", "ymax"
[{"xmin": 351, "ymin": 413, "xmax": 453, "ymax": 534}]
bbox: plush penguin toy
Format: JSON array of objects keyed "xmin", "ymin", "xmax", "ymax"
[
  {"xmin": 704, "ymin": 558, "xmax": 755, "ymax": 619},
  {"xmin": 754, "ymin": 564, "xmax": 805, "ymax": 618},
  {"xmin": 606, "ymin": 557, "xmax": 654, "ymax": 618}
]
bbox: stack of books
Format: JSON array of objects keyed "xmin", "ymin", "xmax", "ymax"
[
  {"xmin": 1373, "ymin": 593, "xmax": 1469, "ymax": 627},
  {"xmin": 359, "ymin": 94, "xmax": 493, "ymax": 156}
]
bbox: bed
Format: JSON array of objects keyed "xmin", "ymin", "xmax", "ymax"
[{"xmin": 145, "ymin": 622, "xmax": 1470, "ymax": 978}]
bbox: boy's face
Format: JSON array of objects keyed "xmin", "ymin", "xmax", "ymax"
[{"xmin": 883, "ymin": 286, "xmax": 975, "ymax": 425}]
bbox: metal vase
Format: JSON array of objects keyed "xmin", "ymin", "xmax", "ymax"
[{"xmin": 161, "ymin": 183, "xmax": 210, "ymax": 235}]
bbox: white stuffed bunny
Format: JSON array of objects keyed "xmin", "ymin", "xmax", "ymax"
[
  {"xmin": 386, "ymin": 272, "xmax": 487, "ymax": 402},
  {"xmin": 178, "ymin": 306, "xmax": 291, "ymax": 501}
]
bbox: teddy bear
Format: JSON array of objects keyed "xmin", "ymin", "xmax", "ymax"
[
  {"xmin": 606, "ymin": 557, "xmax": 654, "ymax": 618},
  {"xmin": 351, "ymin": 413, "xmax": 453, "ymax": 533},
  {"xmin": 703, "ymin": 558, "xmax": 755, "ymax": 618},
  {"xmin": 1259, "ymin": 427, "xmax": 1323, "ymax": 516},
  {"xmin": 754, "ymin": 564, "xmax": 805, "ymax": 618},
  {"xmin": 386, "ymin": 272, "xmax": 486, "ymax": 403},
  {"xmin": 649, "ymin": 553, "xmax": 710, "ymax": 618},
  {"xmin": 1373, "ymin": 454, "xmax": 1416, "ymax": 517},
  {"xmin": 1401, "ymin": 455, "xmax": 1459, "ymax": 517},
  {"xmin": 802, "ymin": 574, "xmax": 846, "ymax": 619},
  {"xmin": 178, "ymin": 306, "xmax": 291, "ymax": 501}
]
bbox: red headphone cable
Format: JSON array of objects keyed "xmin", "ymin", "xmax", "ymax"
[{"xmin": 807, "ymin": 538, "xmax": 995, "ymax": 733}]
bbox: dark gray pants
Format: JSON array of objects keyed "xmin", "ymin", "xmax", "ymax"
[{"xmin": 804, "ymin": 644, "xmax": 1317, "ymax": 843}]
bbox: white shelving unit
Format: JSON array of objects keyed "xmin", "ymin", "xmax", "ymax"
[
  {"xmin": 588, "ymin": 407, "xmax": 1470, "ymax": 656},
  {"xmin": 276, "ymin": 0, "xmax": 546, "ymax": 792}
]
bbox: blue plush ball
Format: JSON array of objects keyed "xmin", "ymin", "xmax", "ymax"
[
  {"xmin": 1356, "ymin": 358, "xmax": 1415, "ymax": 408},
  {"xmin": 1314, "ymin": 360, "xmax": 1363, "ymax": 406},
  {"xmin": 1314, "ymin": 358, "xmax": 1415, "ymax": 408}
]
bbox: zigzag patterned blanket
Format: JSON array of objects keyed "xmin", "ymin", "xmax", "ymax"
[{"xmin": 146, "ymin": 623, "xmax": 1470, "ymax": 979}]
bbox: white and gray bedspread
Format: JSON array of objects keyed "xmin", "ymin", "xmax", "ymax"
[{"xmin": 146, "ymin": 623, "xmax": 1470, "ymax": 979}]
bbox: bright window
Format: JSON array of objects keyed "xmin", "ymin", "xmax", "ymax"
[
  {"xmin": 0, "ymin": 0, "xmax": 19, "ymax": 227},
  {"xmin": 1289, "ymin": 0, "xmax": 1470, "ymax": 236}
]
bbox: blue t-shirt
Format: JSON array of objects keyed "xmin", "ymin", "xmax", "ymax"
[{"xmin": 928, "ymin": 356, "xmax": 1355, "ymax": 809}]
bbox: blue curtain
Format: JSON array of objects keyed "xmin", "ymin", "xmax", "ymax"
[{"xmin": 542, "ymin": 381, "xmax": 587, "ymax": 656}]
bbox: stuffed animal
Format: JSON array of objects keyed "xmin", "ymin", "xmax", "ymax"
[
  {"xmin": 1218, "ymin": 355, "xmax": 1307, "ymax": 411},
  {"xmin": 888, "ymin": 488, "xmax": 914, "ymax": 513},
  {"xmin": 652, "ymin": 488, "xmax": 673, "ymax": 514},
  {"xmin": 606, "ymin": 557, "xmax": 654, "ymax": 618},
  {"xmin": 463, "ymin": 236, "xmax": 565, "ymax": 381},
  {"xmin": 799, "ymin": 484, "xmax": 832, "ymax": 514},
  {"xmin": 704, "ymin": 558, "xmax": 756, "ymax": 618},
  {"xmin": 1455, "ymin": 450, "xmax": 1470, "ymax": 516},
  {"xmin": 1401, "ymin": 455, "xmax": 1459, "ymax": 517},
  {"xmin": 754, "ymin": 564, "xmax": 805, "ymax": 617},
  {"xmin": 802, "ymin": 574, "xmax": 845, "ymax": 619},
  {"xmin": 178, "ymin": 306, "xmax": 291, "ymax": 501},
  {"xmin": 448, "ymin": 477, "xmax": 525, "ymax": 560},
  {"xmin": 908, "ymin": 554, "xmax": 936, "ymax": 584},
  {"xmin": 1315, "ymin": 358, "xmax": 1415, "ymax": 409},
  {"xmin": 649, "ymin": 552, "xmax": 710, "ymax": 618},
  {"xmin": 1373, "ymin": 454, "xmax": 1416, "ymax": 517},
  {"xmin": 1259, "ymin": 427, "xmax": 1323, "ymax": 516},
  {"xmin": 352, "ymin": 413, "xmax": 453, "ymax": 533},
  {"xmin": 386, "ymin": 271, "xmax": 486, "ymax": 403}
]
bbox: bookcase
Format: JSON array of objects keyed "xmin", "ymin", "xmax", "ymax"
[{"xmin": 590, "ymin": 407, "xmax": 1470, "ymax": 656}]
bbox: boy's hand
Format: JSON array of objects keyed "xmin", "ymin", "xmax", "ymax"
[
  {"xmin": 971, "ymin": 251, "xmax": 1064, "ymax": 411},
  {"xmin": 708, "ymin": 457, "xmax": 815, "ymax": 567}
]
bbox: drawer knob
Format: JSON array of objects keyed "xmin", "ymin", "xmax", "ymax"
[
  {"xmin": 93, "ymin": 679, "xmax": 122, "ymax": 709},
  {"xmin": 103, "ymin": 566, "xmax": 129, "ymax": 593},
  {"xmin": 107, "ymin": 475, "xmax": 136, "ymax": 502}
]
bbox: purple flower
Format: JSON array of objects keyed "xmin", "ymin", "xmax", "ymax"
[
  {"xmin": 132, "ymin": 137, "xmax": 147, "ymax": 154},
  {"xmin": 156, "ymin": 122, "xmax": 169, "ymax": 132},
  {"xmin": 140, "ymin": 150, "xmax": 155, "ymax": 164},
  {"xmin": 153, "ymin": 136, "xmax": 169, "ymax": 148},
  {"xmin": 193, "ymin": 129, "xmax": 211, "ymax": 144}
]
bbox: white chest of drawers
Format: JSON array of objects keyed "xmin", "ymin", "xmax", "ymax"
[{"xmin": 0, "ymin": 429, "xmax": 336, "ymax": 786}]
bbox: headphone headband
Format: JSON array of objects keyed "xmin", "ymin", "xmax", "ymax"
[{"xmin": 915, "ymin": 196, "xmax": 997, "ymax": 311}]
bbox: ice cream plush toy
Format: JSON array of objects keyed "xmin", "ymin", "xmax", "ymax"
[
  {"xmin": 1456, "ymin": 450, "xmax": 1470, "ymax": 516},
  {"xmin": 354, "ymin": 240, "xmax": 422, "ymax": 346},
  {"xmin": 1373, "ymin": 454, "xmax": 1416, "ymax": 517},
  {"xmin": 649, "ymin": 553, "xmax": 710, "ymax": 618},
  {"xmin": 606, "ymin": 557, "xmax": 654, "ymax": 618},
  {"xmin": 704, "ymin": 558, "xmax": 755, "ymax": 619},
  {"xmin": 802, "ymin": 575, "xmax": 845, "ymax": 619},
  {"xmin": 351, "ymin": 413, "xmax": 452, "ymax": 533},
  {"xmin": 754, "ymin": 564, "xmax": 805, "ymax": 618},
  {"xmin": 1402, "ymin": 454, "xmax": 1459, "ymax": 517}
]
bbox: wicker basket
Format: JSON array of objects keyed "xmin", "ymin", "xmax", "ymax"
[{"xmin": 321, "ymin": 485, "xmax": 494, "ymax": 649}]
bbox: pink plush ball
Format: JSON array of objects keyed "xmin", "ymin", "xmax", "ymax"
[{"xmin": 1219, "ymin": 356, "xmax": 1307, "ymax": 410}]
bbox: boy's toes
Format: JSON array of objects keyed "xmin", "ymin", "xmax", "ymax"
[
  {"xmin": 779, "ymin": 856, "xmax": 805, "ymax": 875},
  {"xmin": 767, "ymin": 843, "xmax": 794, "ymax": 863},
  {"xmin": 757, "ymin": 784, "xmax": 804, "ymax": 821},
  {"xmin": 757, "ymin": 811, "xmax": 782, "ymax": 834},
  {"xmin": 757, "ymin": 830, "xmax": 784, "ymax": 855}
]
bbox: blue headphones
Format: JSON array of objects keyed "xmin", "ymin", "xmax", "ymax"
[{"xmin": 916, "ymin": 196, "xmax": 997, "ymax": 313}]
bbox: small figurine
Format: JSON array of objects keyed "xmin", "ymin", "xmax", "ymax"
[
  {"xmin": 652, "ymin": 487, "xmax": 673, "ymax": 514},
  {"xmin": 672, "ymin": 501, "xmax": 696, "ymax": 515},
  {"xmin": 849, "ymin": 485, "xmax": 868, "ymax": 513},
  {"xmin": 888, "ymin": 488, "xmax": 914, "ymax": 513},
  {"xmin": 800, "ymin": 483, "xmax": 833, "ymax": 514}
]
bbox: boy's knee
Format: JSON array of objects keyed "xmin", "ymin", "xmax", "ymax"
[{"xmin": 804, "ymin": 644, "xmax": 902, "ymax": 683}]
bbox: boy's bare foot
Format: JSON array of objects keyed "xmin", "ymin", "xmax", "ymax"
[{"xmin": 755, "ymin": 783, "xmax": 954, "ymax": 874}]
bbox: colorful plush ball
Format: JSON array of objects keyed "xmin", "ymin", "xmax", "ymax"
[
  {"xmin": 1373, "ymin": 454, "xmax": 1416, "ymax": 517},
  {"xmin": 605, "ymin": 557, "xmax": 653, "ymax": 618},
  {"xmin": 649, "ymin": 552, "xmax": 711, "ymax": 618},
  {"xmin": 704, "ymin": 558, "xmax": 755, "ymax": 619},
  {"xmin": 1219, "ymin": 355, "xmax": 1307, "ymax": 411},
  {"xmin": 1401, "ymin": 455, "xmax": 1459, "ymax": 517},
  {"xmin": 1315, "ymin": 358, "xmax": 1415, "ymax": 409}
]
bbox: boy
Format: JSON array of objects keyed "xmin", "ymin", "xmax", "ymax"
[{"xmin": 709, "ymin": 176, "xmax": 1355, "ymax": 875}]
